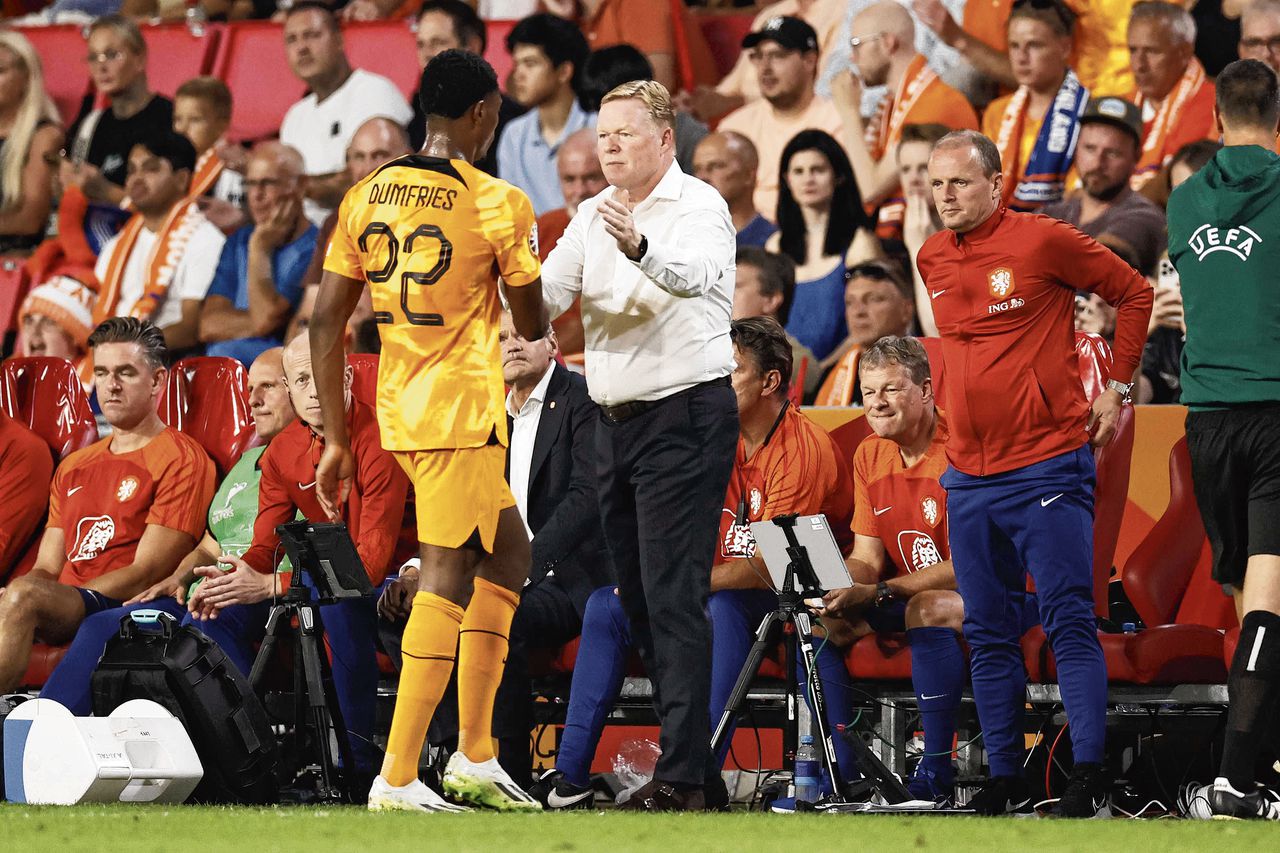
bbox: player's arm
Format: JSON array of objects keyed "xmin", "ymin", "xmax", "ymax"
[
  {"xmin": 25, "ymin": 527, "xmax": 66, "ymax": 582},
  {"xmin": 609, "ymin": 196, "xmax": 736, "ymax": 299},
  {"xmin": 711, "ymin": 555, "xmax": 772, "ymax": 592},
  {"xmin": 311, "ymin": 268, "xmax": 363, "ymax": 516},
  {"xmin": 82, "ymin": 525, "xmax": 198, "ymax": 600},
  {"xmin": 912, "ymin": 0, "xmax": 1016, "ymax": 88},
  {"xmin": 813, "ymin": 534, "xmax": 888, "ymax": 617},
  {"xmin": 124, "ymin": 530, "xmax": 218, "ymax": 606},
  {"xmin": 349, "ymin": 438, "xmax": 411, "ymax": 585},
  {"xmin": 882, "ymin": 560, "xmax": 956, "ymax": 597},
  {"xmin": 304, "ymin": 171, "xmax": 351, "ymax": 212},
  {"xmin": 506, "ymin": 278, "xmax": 548, "ymax": 342},
  {"xmin": 830, "ymin": 69, "xmax": 903, "ymax": 206}
]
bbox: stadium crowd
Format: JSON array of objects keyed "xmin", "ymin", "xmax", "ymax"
[{"xmin": 0, "ymin": 0, "xmax": 1278, "ymax": 822}]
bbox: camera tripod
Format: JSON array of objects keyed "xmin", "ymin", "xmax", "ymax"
[{"xmin": 709, "ymin": 514, "xmax": 915, "ymax": 810}]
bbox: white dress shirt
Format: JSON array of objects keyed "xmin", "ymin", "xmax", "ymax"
[
  {"xmin": 505, "ymin": 361, "xmax": 556, "ymax": 540},
  {"xmin": 540, "ymin": 159, "xmax": 737, "ymax": 407}
]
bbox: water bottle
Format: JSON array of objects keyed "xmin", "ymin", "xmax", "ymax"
[
  {"xmin": 185, "ymin": 1, "xmax": 207, "ymax": 37},
  {"xmin": 794, "ymin": 735, "xmax": 820, "ymax": 803}
]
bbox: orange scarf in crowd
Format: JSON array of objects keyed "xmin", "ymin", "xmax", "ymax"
[
  {"xmin": 93, "ymin": 199, "xmax": 203, "ymax": 326},
  {"xmin": 868, "ymin": 54, "xmax": 937, "ymax": 161},
  {"xmin": 814, "ymin": 346, "xmax": 862, "ymax": 407},
  {"xmin": 187, "ymin": 146, "xmax": 225, "ymax": 200},
  {"xmin": 1131, "ymin": 58, "xmax": 1206, "ymax": 189}
]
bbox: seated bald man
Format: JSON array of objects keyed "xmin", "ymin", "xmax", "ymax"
[{"xmin": 39, "ymin": 346, "xmax": 297, "ymax": 712}]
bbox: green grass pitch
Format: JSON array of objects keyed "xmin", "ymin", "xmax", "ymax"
[{"xmin": 1, "ymin": 806, "xmax": 1276, "ymax": 852}]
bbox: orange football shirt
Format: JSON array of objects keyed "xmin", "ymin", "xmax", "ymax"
[{"xmin": 324, "ymin": 155, "xmax": 542, "ymax": 452}]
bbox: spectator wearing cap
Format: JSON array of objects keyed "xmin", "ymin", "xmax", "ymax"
[
  {"xmin": 1126, "ymin": 1, "xmax": 1217, "ymax": 190},
  {"xmin": 91, "ymin": 132, "xmax": 226, "ymax": 354},
  {"xmin": 982, "ymin": 0, "xmax": 1088, "ymax": 213},
  {"xmin": 1042, "ymin": 96, "xmax": 1167, "ymax": 278},
  {"xmin": 18, "ymin": 276, "xmax": 96, "ymax": 383},
  {"xmin": 829, "ymin": 1, "xmax": 979, "ymax": 208},
  {"xmin": 278, "ymin": 2, "xmax": 413, "ymax": 225},
  {"xmin": 813, "ymin": 258, "xmax": 916, "ymax": 407},
  {"xmin": 717, "ymin": 16, "xmax": 846, "ymax": 219},
  {"xmin": 693, "ymin": 131, "xmax": 776, "ymax": 249},
  {"xmin": 498, "ymin": 13, "xmax": 594, "ymax": 216}
]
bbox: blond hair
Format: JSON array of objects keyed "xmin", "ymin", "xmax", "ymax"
[
  {"xmin": 0, "ymin": 31, "xmax": 59, "ymax": 214},
  {"xmin": 600, "ymin": 80, "xmax": 674, "ymax": 130}
]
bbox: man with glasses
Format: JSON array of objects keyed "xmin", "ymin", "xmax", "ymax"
[
  {"xmin": 64, "ymin": 14, "xmax": 173, "ymax": 208},
  {"xmin": 829, "ymin": 1, "xmax": 978, "ymax": 207},
  {"xmin": 718, "ymin": 16, "xmax": 845, "ymax": 219},
  {"xmin": 813, "ymin": 259, "xmax": 916, "ymax": 407},
  {"xmin": 199, "ymin": 142, "xmax": 318, "ymax": 367},
  {"xmin": 1239, "ymin": 0, "xmax": 1280, "ymax": 74}
]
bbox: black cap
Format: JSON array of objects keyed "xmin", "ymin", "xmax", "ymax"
[
  {"xmin": 742, "ymin": 15, "xmax": 819, "ymax": 53},
  {"xmin": 1080, "ymin": 96, "xmax": 1144, "ymax": 147}
]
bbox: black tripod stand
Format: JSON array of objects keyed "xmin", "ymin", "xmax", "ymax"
[
  {"xmin": 709, "ymin": 514, "xmax": 913, "ymax": 809},
  {"xmin": 248, "ymin": 521, "xmax": 372, "ymax": 804}
]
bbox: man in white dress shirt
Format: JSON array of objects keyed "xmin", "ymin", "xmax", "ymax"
[{"xmin": 540, "ymin": 79, "xmax": 739, "ymax": 812}]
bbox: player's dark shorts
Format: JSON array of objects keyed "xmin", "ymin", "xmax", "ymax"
[
  {"xmin": 1185, "ymin": 402, "xmax": 1280, "ymax": 587},
  {"xmin": 76, "ymin": 587, "xmax": 123, "ymax": 616}
]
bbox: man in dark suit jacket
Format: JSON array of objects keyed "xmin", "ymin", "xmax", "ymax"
[{"xmin": 377, "ymin": 314, "xmax": 610, "ymax": 785}]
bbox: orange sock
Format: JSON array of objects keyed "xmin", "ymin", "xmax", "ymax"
[
  {"xmin": 456, "ymin": 577, "xmax": 519, "ymax": 763},
  {"xmin": 381, "ymin": 592, "xmax": 463, "ymax": 787}
]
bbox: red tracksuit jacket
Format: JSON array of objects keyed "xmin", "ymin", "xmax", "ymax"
[{"xmin": 916, "ymin": 207, "xmax": 1153, "ymax": 476}]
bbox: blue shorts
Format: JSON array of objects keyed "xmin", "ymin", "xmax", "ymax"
[{"xmin": 76, "ymin": 587, "xmax": 123, "ymax": 616}]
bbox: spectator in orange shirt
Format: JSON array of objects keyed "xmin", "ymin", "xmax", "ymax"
[
  {"xmin": 0, "ymin": 407, "xmax": 53, "ymax": 581},
  {"xmin": 0, "ymin": 318, "xmax": 214, "ymax": 691},
  {"xmin": 535, "ymin": 127, "xmax": 605, "ymax": 362},
  {"xmin": 831, "ymin": 1, "xmax": 980, "ymax": 207},
  {"xmin": 982, "ymin": 0, "xmax": 1089, "ymax": 212},
  {"xmin": 718, "ymin": 17, "xmax": 846, "ymax": 220},
  {"xmin": 1127, "ymin": 1, "xmax": 1217, "ymax": 189}
]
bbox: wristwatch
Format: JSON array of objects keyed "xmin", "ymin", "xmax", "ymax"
[
  {"xmin": 874, "ymin": 581, "xmax": 895, "ymax": 608},
  {"xmin": 630, "ymin": 235, "xmax": 648, "ymax": 262},
  {"xmin": 1105, "ymin": 378, "xmax": 1133, "ymax": 403}
]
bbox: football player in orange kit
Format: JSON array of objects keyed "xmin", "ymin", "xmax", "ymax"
[{"xmin": 310, "ymin": 49, "xmax": 547, "ymax": 813}]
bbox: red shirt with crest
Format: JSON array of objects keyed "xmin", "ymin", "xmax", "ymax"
[
  {"xmin": 716, "ymin": 404, "xmax": 855, "ymax": 588},
  {"xmin": 49, "ymin": 427, "xmax": 215, "ymax": 587},
  {"xmin": 852, "ymin": 412, "xmax": 950, "ymax": 578}
]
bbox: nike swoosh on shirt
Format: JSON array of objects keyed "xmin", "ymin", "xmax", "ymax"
[
  {"xmin": 873, "ymin": 506, "xmax": 893, "ymax": 516},
  {"xmin": 298, "ymin": 481, "xmax": 317, "ymax": 491},
  {"xmin": 931, "ymin": 289, "xmax": 947, "ymax": 298},
  {"xmin": 67, "ymin": 485, "xmax": 84, "ymax": 497},
  {"xmin": 1040, "ymin": 494, "xmax": 1064, "ymax": 507}
]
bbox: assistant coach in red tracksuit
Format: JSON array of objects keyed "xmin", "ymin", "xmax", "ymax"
[{"xmin": 917, "ymin": 130, "xmax": 1152, "ymax": 818}]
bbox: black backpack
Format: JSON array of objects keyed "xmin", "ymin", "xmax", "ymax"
[{"xmin": 91, "ymin": 610, "xmax": 279, "ymax": 804}]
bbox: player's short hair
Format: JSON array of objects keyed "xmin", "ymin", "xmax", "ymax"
[
  {"xmin": 88, "ymin": 317, "xmax": 169, "ymax": 369},
  {"xmin": 601, "ymin": 80, "xmax": 675, "ymax": 131},
  {"xmin": 1215, "ymin": 59, "xmax": 1280, "ymax": 131},
  {"xmin": 1009, "ymin": 0, "xmax": 1076, "ymax": 37},
  {"xmin": 506, "ymin": 13, "xmax": 590, "ymax": 91},
  {"xmin": 1129, "ymin": 1, "xmax": 1196, "ymax": 45},
  {"xmin": 419, "ymin": 0, "xmax": 487, "ymax": 53},
  {"xmin": 418, "ymin": 49, "xmax": 499, "ymax": 120},
  {"xmin": 135, "ymin": 130, "xmax": 198, "ymax": 175},
  {"xmin": 88, "ymin": 13, "xmax": 146, "ymax": 54},
  {"xmin": 847, "ymin": 258, "xmax": 913, "ymax": 302},
  {"xmin": 731, "ymin": 316, "xmax": 793, "ymax": 395},
  {"xmin": 898, "ymin": 122, "xmax": 950, "ymax": 153},
  {"xmin": 578, "ymin": 44, "xmax": 653, "ymax": 113},
  {"xmin": 175, "ymin": 76, "xmax": 232, "ymax": 122},
  {"xmin": 934, "ymin": 129, "xmax": 1003, "ymax": 178},
  {"xmin": 736, "ymin": 247, "xmax": 797, "ymax": 326},
  {"xmin": 859, "ymin": 335, "xmax": 932, "ymax": 387},
  {"xmin": 284, "ymin": 0, "xmax": 340, "ymax": 31}
]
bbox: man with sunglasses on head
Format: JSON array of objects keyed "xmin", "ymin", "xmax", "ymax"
[{"xmin": 813, "ymin": 258, "xmax": 915, "ymax": 407}]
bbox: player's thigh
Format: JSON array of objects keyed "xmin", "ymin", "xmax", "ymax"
[
  {"xmin": 904, "ymin": 589, "xmax": 964, "ymax": 631},
  {"xmin": 4, "ymin": 576, "xmax": 91, "ymax": 643},
  {"xmin": 1186, "ymin": 409, "xmax": 1251, "ymax": 587},
  {"xmin": 474, "ymin": 505, "xmax": 532, "ymax": 593}
]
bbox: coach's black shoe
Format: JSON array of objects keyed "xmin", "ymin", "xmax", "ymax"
[
  {"xmin": 528, "ymin": 769, "xmax": 593, "ymax": 810},
  {"xmin": 703, "ymin": 774, "xmax": 731, "ymax": 812},
  {"xmin": 618, "ymin": 779, "xmax": 705, "ymax": 812},
  {"xmin": 1210, "ymin": 778, "xmax": 1280, "ymax": 820},
  {"xmin": 965, "ymin": 775, "xmax": 1036, "ymax": 816},
  {"xmin": 1054, "ymin": 762, "xmax": 1111, "ymax": 818}
]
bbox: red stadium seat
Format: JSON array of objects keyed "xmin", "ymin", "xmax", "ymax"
[
  {"xmin": 696, "ymin": 11, "xmax": 754, "ymax": 78},
  {"xmin": 0, "ymin": 357, "xmax": 97, "ymax": 460},
  {"xmin": 21, "ymin": 24, "xmax": 90, "ymax": 126},
  {"xmin": 211, "ymin": 21, "xmax": 304, "ymax": 143},
  {"xmin": 347, "ymin": 353, "xmax": 379, "ymax": 407},
  {"xmin": 158, "ymin": 356, "xmax": 258, "ymax": 477},
  {"xmin": 22, "ymin": 643, "xmax": 68, "ymax": 690},
  {"xmin": 0, "ymin": 256, "xmax": 29, "ymax": 337},
  {"xmin": 142, "ymin": 24, "xmax": 222, "ymax": 100},
  {"xmin": 342, "ymin": 20, "xmax": 418, "ymax": 101},
  {"xmin": 483, "ymin": 20, "xmax": 517, "ymax": 90}
]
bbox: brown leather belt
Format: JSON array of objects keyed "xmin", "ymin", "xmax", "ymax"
[{"xmin": 600, "ymin": 375, "xmax": 731, "ymax": 424}]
